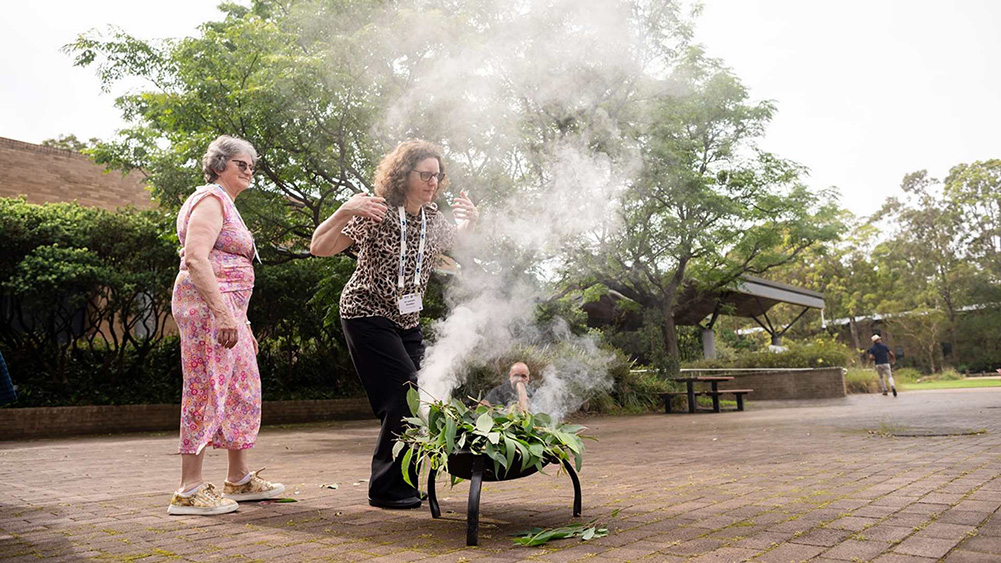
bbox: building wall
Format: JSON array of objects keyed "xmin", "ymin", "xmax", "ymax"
[{"xmin": 0, "ymin": 137, "xmax": 151, "ymax": 210}]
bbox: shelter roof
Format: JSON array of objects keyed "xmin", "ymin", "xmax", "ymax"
[
  {"xmin": 673, "ymin": 276, "xmax": 825, "ymax": 326},
  {"xmin": 581, "ymin": 276, "xmax": 824, "ymax": 330}
]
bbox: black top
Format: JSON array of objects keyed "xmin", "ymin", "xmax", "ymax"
[
  {"xmin": 484, "ymin": 382, "xmax": 534, "ymax": 407},
  {"xmin": 0, "ymin": 350, "xmax": 15, "ymax": 405},
  {"xmin": 868, "ymin": 342, "xmax": 892, "ymax": 364}
]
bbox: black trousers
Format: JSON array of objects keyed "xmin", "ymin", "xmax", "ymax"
[{"xmin": 341, "ymin": 316, "xmax": 423, "ymax": 501}]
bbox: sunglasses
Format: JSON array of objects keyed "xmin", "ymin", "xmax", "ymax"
[
  {"xmin": 231, "ymin": 159, "xmax": 256, "ymax": 174},
  {"xmin": 413, "ymin": 170, "xmax": 446, "ymax": 183}
]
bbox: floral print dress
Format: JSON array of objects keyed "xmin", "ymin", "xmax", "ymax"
[{"xmin": 171, "ymin": 185, "xmax": 260, "ymax": 454}]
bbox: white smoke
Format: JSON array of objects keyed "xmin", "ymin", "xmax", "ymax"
[{"xmin": 371, "ymin": 0, "xmax": 686, "ymax": 418}]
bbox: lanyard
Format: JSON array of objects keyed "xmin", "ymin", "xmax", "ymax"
[
  {"xmin": 398, "ymin": 206, "xmax": 427, "ymax": 291},
  {"xmin": 214, "ymin": 185, "xmax": 262, "ymax": 264}
]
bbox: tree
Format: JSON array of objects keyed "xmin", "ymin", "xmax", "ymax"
[
  {"xmin": 876, "ymin": 170, "xmax": 975, "ymax": 355},
  {"xmin": 944, "ymin": 160, "xmax": 1001, "ymax": 280},
  {"xmin": 568, "ymin": 50, "xmax": 842, "ymax": 366},
  {"xmin": 40, "ymin": 134, "xmax": 99, "ymax": 152},
  {"xmin": 67, "ymin": 0, "xmax": 842, "ymax": 374},
  {"xmin": 775, "ymin": 215, "xmax": 880, "ymax": 352},
  {"xmin": 64, "ymin": 1, "xmax": 389, "ymax": 257},
  {"xmin": 886, "ymin": 308, "xmax": 948, "ymax": 373},
  {"xmin": 64, "ymin": 0, "xmax": 697, "ymax": 323}
]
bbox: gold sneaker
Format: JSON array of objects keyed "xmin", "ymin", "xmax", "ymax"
[
  {"xmin": 223, "ymin": 468, "xmax": 286, "ymax": 502},
  {"xmin": 167, "ymin": 483, "xmax": 238, "ymax": 516}
]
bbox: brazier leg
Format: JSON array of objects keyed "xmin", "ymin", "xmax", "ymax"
[
  {"xmin": 428, "ymin": 468, "xmax": 440, "ymax": 519},
  {"xmin": 561, "ymin": 459, "xmax": 582, "ymax": 517},
  {"xmin": 467, "ymin": 456, "xmax": 484, "ymax": 546}
]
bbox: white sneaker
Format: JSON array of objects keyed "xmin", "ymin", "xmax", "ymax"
[{"xmin": 168, "ymin": 483, "xmax": 238, "ymax": 515}]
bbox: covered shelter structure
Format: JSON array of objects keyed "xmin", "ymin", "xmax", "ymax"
[
  {"xmin": 582, "ymin": 276, "xmax": 825, "ymax": 359},
  {"xmin": 675, "ymin": 276, "xmax": 825, "ymax": 359}
]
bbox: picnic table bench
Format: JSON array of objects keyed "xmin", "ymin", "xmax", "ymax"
[{"xmin": 659, "ymin": 376, "xmax": 752, "ymax": 413}]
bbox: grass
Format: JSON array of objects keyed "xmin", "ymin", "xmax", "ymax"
[
  {"xmin": 900, "ymin": 379, "xmax": 1001, "ymax": 391},
  {"xmin": 846, "ymin": 366, "xmax": 1001, "ymax": 393},
  {"xmin": 696, "ymin": 396, "xmax": 737, "ymax": 409}
]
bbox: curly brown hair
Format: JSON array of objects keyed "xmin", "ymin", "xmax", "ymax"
[{"xmin": 373, "ymin": 139, "xmax": 449, "ymax": 208}]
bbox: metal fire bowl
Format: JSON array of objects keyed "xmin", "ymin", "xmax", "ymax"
[{"xmin": 446, "ymin": 450, "xmax": 550, "ymax": 481}]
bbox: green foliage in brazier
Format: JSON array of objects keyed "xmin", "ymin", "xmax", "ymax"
[{"xmin": 394, "ymin": 388, "xmax": 589, "ymax": 487}]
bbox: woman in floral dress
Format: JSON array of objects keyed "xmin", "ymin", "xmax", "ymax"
[{"xmin": 168, "ymin": 135, "xmax": 285, "ymax": 515}]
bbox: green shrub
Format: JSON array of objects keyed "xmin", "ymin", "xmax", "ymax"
[
  {"xmin": 582, "ymin": 362, "xmax": 673, "ymax": 414},
  {"xmin": 892, "ymin": 367, "xmax": 922, "ymax": 384},
  {"xmin": 0, "ymin": 197, "xmax": 369, "ymax": 407},
  {"xmin": 844, "ymin": 368, "xmax": 879, "ymax": 394},
  {"xmin": 685, "ymin": 336, "xmax": 853, "ymax": 370},
  {"xmin": 917, "ymin": 367, "xmax": 964, "ymax": 382}
]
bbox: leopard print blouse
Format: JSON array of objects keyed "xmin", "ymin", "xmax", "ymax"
[{"xmin": 339, "ymin": 203, "xmax": 456, "ymax": 329}]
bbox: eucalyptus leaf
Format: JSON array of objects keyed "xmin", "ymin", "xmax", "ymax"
[
  {"xmin": 401, "ymin": 447, "xmax": 414, "ymax": 488},
  {"xmin": 445, "ymin": 416, "xmax": 456, "ymax": 452},
  {"xmin": 406, "ymin": 387, "xmax": 420, "ymax": 417},
  {"xmin": 475, "ymin": 412, "xmax": 493, "ymax": 434}
]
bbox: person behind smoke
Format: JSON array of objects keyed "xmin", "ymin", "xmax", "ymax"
[
  {"xmin": 168, "ymin": 135, "xmax": 285, "ymax": 516},
  {"xmin": 0, "ymin": 350, "xmax": 15, "ymax": 406},
  {"xmin": 481, "ymin": 362, "xmax": 533, "ymax": 413},
  {"xmin": 310, "ymin": 139, "xmax": 478, "ymax": 509},
  {"xmin": 868, "ymin": 334, "xmax": 897, "ymax": 397}
]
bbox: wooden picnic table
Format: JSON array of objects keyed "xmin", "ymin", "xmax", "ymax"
[{"xmin": 660, "ymin": 376, "xmax": 753, "ymax": 414}]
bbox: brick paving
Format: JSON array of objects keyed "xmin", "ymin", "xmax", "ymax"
[{"xmin": 2, "ymin": 388, "xmax": 1001, "ymax": 562}]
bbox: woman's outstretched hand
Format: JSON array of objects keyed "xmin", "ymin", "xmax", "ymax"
[
  {"xmin": 341, "ymin": 193, "xmax": 388, "ymax": 222},
  {"xmin": 452, "ymin": 191, "xmax": 478, "ymax": 224}
]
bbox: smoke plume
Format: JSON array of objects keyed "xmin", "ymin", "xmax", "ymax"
[{"xmin": 368, "ymin": 0, "xmax": 687, "ymax": 419}]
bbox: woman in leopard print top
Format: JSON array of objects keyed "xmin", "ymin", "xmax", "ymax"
[{"xmin": 311, "ymin": 139, "xmax": 477, "ymax": 508}]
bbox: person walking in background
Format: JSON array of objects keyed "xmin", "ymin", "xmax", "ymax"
[
  {"xmin": 868, "ymin": 334, "xmax": 897, "ymax": 397},
  {"xmin": 0, "ymin": 350, "xmax": 16, "ymax": 406},
  {"xmin": 168, "ymin": 135, "xmax": 285, "ymax": 515},
  {"xmin": 310, "ymin": 139, "xmax": 478, "ymax": 509}
]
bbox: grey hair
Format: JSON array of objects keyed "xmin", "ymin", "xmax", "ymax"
[{"xmin": 201, "ymin": 135, "xmax": 258, "ymax": 182}]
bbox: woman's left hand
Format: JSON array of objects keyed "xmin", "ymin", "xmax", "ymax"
[{"xmin": 452, "ymin": 191, "xmax": 478, "ymax": 224}]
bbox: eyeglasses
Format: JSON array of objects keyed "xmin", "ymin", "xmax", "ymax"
[
  {"xmin": 413, "ymin": 170, "xmax": 446, "ymax": 183},
  {"xmin": 231, "ymin": 159, "xmax": 255, "ymax": 174}
]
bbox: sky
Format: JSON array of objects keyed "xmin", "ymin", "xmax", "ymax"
[{"xmin": 1, "ymin": 1, "xmax": 998, "ymax": 218}]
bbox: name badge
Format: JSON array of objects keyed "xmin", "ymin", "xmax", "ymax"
[{"xmin": 398, "ymin": 293, "xmax": 423, "ymax": 314}]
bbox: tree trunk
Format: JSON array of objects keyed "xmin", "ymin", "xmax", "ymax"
[
  {"xmin": 848, "ymin": 316, "xmax": 860, "ymax": 353},
  {"xmin": 947, "ymin": 311, "xmax": 958, "ymax": 360},
  {"xmin": 662, "ymin": 310, "xmax": 680, "ymax": 360}
]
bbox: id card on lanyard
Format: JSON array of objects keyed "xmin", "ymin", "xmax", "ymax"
[
  {"xmin": 215, "ymin": 185, "xmax": 262, "ymax": 264},
  {"xmin": 397, "ymin": 206, "xmax": 426, "ymax": 315}
]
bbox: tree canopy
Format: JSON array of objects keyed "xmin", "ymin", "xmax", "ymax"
[{"xmin": 61, "ymin": 0, "xmax": 849, "ymax": 370}]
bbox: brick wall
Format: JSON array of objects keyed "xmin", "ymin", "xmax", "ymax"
[
  {"xmin": 723, "ymin": 368, "xmax": 846, "ymax": 400},
  {"xmin": 0, "ymin": 136, "xmax": 152, "ymax": 210},
  {"xmin": 0, "ymin": 399, "xmax": 373, "ymax": 440}
]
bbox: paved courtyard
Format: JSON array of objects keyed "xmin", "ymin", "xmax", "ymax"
[{"xmin": 3, "ymin": 388, "xmax": 1001, "ymax": 562}]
